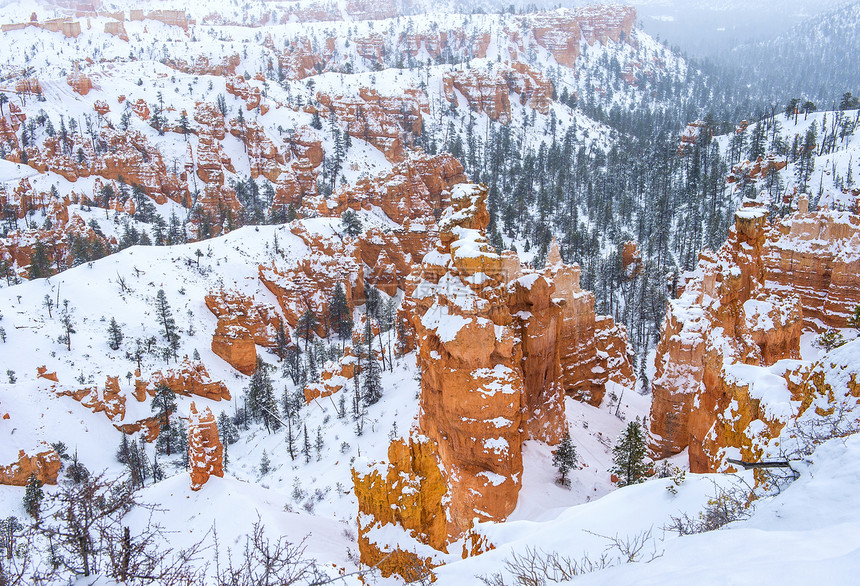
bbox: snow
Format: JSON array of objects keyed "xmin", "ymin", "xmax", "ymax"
[{"xmin": 419, "ymin": 302, "xmax": 471, "ymax": 343}]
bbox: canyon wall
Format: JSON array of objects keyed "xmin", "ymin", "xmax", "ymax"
[{"xmin": 649, "ymin": 203, "xmax": 860, "ymax": 472}]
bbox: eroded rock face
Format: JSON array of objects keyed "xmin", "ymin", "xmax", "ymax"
[
  {"xmin": 545, "ymin": 240, "xmax": 635, "ymax": 406},
  {"xmin": 315, "ymin": 88, "xmax": 427, "ymax": 162},
  {"xmin": 0, "ymin": 449, "xmax": 61, "ymax": 486},
  {"xmin": 524, "ymin": 6, "xmax": 636, "ymax": 68},
  {"xmin": 354, "ymin": 184, "xmax": 633, "ymax": 577},
  {"xmin": 646, "ymin": 205, "xmax": 857, "ymax": 471},
  {"xmin": 188, "ymin": 403, "xmax": 224, "ymax": 491},
  {"xmin": 143, "ymin": 360, "xmax": 232, "ymax": 401},
  {"xmin": 304, "ymin": 346, "xmax": 356, "ymax": 403},
  {"xmin": 259, "ymin": 224, "xmax": 364, "ymax": 338},
  {"xmin": 352, "ymin": 434, "xmax": 447, "ymax": 579},
  {"xmin": 765, "ymin": 205, "xmax": 860, "ymax": 330},
  {"xmin": 442, "ymin": 63, "xmax": 553, "ymax": 123},
  {"xmin": 206, "ymin": 290, "xmax": 282, "ymax": 374}
]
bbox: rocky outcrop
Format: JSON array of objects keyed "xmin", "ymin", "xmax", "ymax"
[
  {"xmin": 353, "ymin": 184, "xmax": 634, "ymax": 574},
  {"xmin": 14, "ymin": 78, "xmax": 42, "ymax": 96},
  {"xmin": 648, "ymin": 206, "xmax": 836, "ymax": 471},
  {"xmin": 315, "ymin": 88, "xmax": 426, "ymax": 162},
  {"xmin": 524, "ymin": 6, "xmax": 636, "ymax": 69},
  {"xmin": 226, "ymin": 76, "xmax": 261, "ymax": 111},
  {"xmin": 406, "ymin": 184, "xmax": 556, "ymax": 535},
  {"xmin": 545, "ymin": 240, "xmax": 635, "ymax": 406},
  {"xmin": 764, "ymin": 203, "xmax": 860, "ymax": 330},
  {"xmin": 188, "ymin": 403, "xmax": 224, "ymax": 491},
  {"xmin": 260, "ymin": 224, "xmax": 364, "ymax": 338},
  {"xmin": 166, "ymin": 54, "xmax": 240, "ymax": 77},
  {"xmin": 0, "ymin": 449, "xmax": 61, "ymax": 486},
  {"xmin": 304, "ymin": 346, "xmax": 357, "ymax": 403},
  {"xmin": 104, "ymin": 20, "xmax": 128, "ymax": 41},
  {"xmin": 67, "ymin": 66, "xmax": 93, "ymax": 95},
  {"xmin": 205, "ymin": 290, "xmax": 282, "ymax": 374},
  {"xmin": 212, "ymin": 319, "xmax": 257, "ymax": 375},
  {"xmin": 142, "ymin": 360, "xmax": 232, "ymax": 401},
  {"xmin": 353, "ymin": 434, "xmax": 447, "ymax": 580},
  {"xmin": 442, "ymin": 63, "xmax": 553, "ymax": 123}
]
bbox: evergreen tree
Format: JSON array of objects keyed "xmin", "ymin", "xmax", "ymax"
[
  {"xmin": 107, "ymin": 317, "xmax": 124, "ymax": 350},
  {"xmin": 247, "ymin": 357, "xmax": 281, "ymax": 433},
  {"xmin": 327, "ymin": 283, "xmax": 352, "ymax": 340},
  {"xmin": 610, "ymin": 420, "xmax": 650, "ymax": 487},
  {"xmin": 154, "ymin": 289, "xmax": 180, "ymax": 360},
  {"xmin": 217, "ymin": 412, "xmax": 240, "ymax": 445},
  {"xmin": 296, "ymin": 310, "xmax": 317, "ymax": 352},
  {"xmin": 302, "ymin": 423, "xmax": 312, "ymax": 463},
  {"xmin": 341, "ymin": 209, "xmax": 362, "ymax": 237},
  {"xmin": 362, "ymin": 349, "xmax": 383, "ymax": 405},
  {"xmin": 552, "ymin": 429, "xmax": 578, "ymax": 486},
  {"xmin": 259, "ymin": 451, "xmax": 271, "ymax": 476},
  {"xmin": 151, "ymin": 383, "xmax": 178, "ymax": 456},
  {"xmin": 22, "ymin": 473, "xmax": 43, "ymax": 519},
  {"xmin": 58, "ymin": 299, "xmax": 76, "ymax": 351}
]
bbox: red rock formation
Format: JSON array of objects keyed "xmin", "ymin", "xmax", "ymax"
[
  {"xmin": 765, "ymin": 208, "xmax": 860, "ymax": 329},
  {"xmin": 130, "ymin": 9, "xmax": 189, "ymax": 30},
  {"xmin": 304, "ymin": 346, "xmax": 357, "ymax": 403},
  {"xmin": 66, "ymin": 66, "xmax": 93, "ymax": 95},
  {"xmin": 406, "ymin": 184, "xmax": 547, "ymax": 535},
  {"xmin": 352, "ymin": 434, "xmax": 447, "ymax": 579},
  {"xmin": 443, "ymin": 64, "xmax": 553, "ymax": 123},
  {"xmin": 525, "ymin": 6, "xmax": 636, "ymax": 68},
  {"xmin": 621, "ymin": 241, "xmax": 642, "ymax": 278},
  {"xmin": 104, "ymin": 20, "xmax": 128, "ymax": 40},
  {"xmin": 195, "ymin": 131, "xmax": 234, "ymax": 185},
  {"xmin": 0, "ymin": 449, "xmax": 61, "ymax": 486},
  {"xmin": 545, "ymin": 240, "xmax": 635, "ymax": 406},
  {"xmin": 132, "ymin": 99, "xmax": 150, "ymax": 120},
  {"xmin": 226, "ymin": 75, "xmax": 262, "ymax": 110},
  {"xmin": 37, "ymin": 365, "xmax": 58, "ymax": 382},
  {"xmin": 14, "ymin": 78, "xmax": 42, "ymax": 96},
  {"xmin": 93, "ymin": 100, "xmax": 110, "ymax": 115},
  {"xmin": 194, "ymin": 102, "xmax": 227, "ymax": 140},
  {"xmin": 188, "ymin": 403, "xmax": 224, "ymax": 491},
  {"xmin": 260, "ymin": 226, "xmax": 364, "ymax": 337},
  {"xmin": 166, "ymin": 54, "xmax": 240, "ymax": 77},
  {"xmin": 315, "ymin": 87, "xmax": 426, "ymax": 162},
  {"xmin": 227, "ymin": 119, "xmax": 284, "ymax": 181},
  {"xmin": 143, "ymin": 360, "xmax": 232, "ymax": 401},
  {"xmin": 648, "ymin": 207, "xmax": 818, "ymax": 471},
  {"xmin": 212, "ymin": 319, "xmax": 257, "ymax": 375}
]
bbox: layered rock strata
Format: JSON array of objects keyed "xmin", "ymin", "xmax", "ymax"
[{"xmin": 649, "ymin": 204, "xmax": 860, "ymax": 472}]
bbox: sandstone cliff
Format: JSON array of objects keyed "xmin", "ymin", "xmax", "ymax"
[{"xmin": 649, "ymin": 204, "xmax": 860, "ymax": 472}]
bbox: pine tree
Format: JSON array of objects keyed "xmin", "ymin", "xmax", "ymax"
[
  {"xmin": 610, "ymin": 420, "xmax": 650, "ymax": 487},
  {"xmin": 362, "ymin": 350, "xmax": 383, "ymax": 405},
  {"xmin": 259, "ymin": 451, "xmax": 271, "ymax": 476},
  {"xmin": 247, "ymin": 357, "xmax": 281, "ymax": 433},
  {"xmin": 217, "ymin": 412, "xmax": 240, "ymax": 445},
  {"xmin": 552, "ymin": 429, "xmax": 578, "ymax": 486},
  {"xmin": 151, "ymin": 383, "xmax": 178, "ymax": 456},
  {"xmin": 296, "ymin": 310, "xmax": 317, "ymax": 352},
  {"xmin": 154, "ymin": 289, "xmax": 180, "ymax": 360},
  {"xmin": 22, "ymin": 473, "xmax": 43, "ymax": 519},
  {"xmin": 327, "ymin": 283, "xmax": 352, "ymax": 340},
  {"xmin": 340, "ymin": 209, "xmax": 362, "ymax": 237},
  {"xmin": 302, "ymin": 423, "xmax": 312, "ymax": 464},
  {"xmin": 315, "ymin": 426, "xmax": 324, "ymax": 461},
  {"xmin": 107, "ymin": 317, "xmax": 124, "ymax": 351},
  {"xmin": 58, "ymin": 299, "xmax": 76, "ymax": 351}
]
